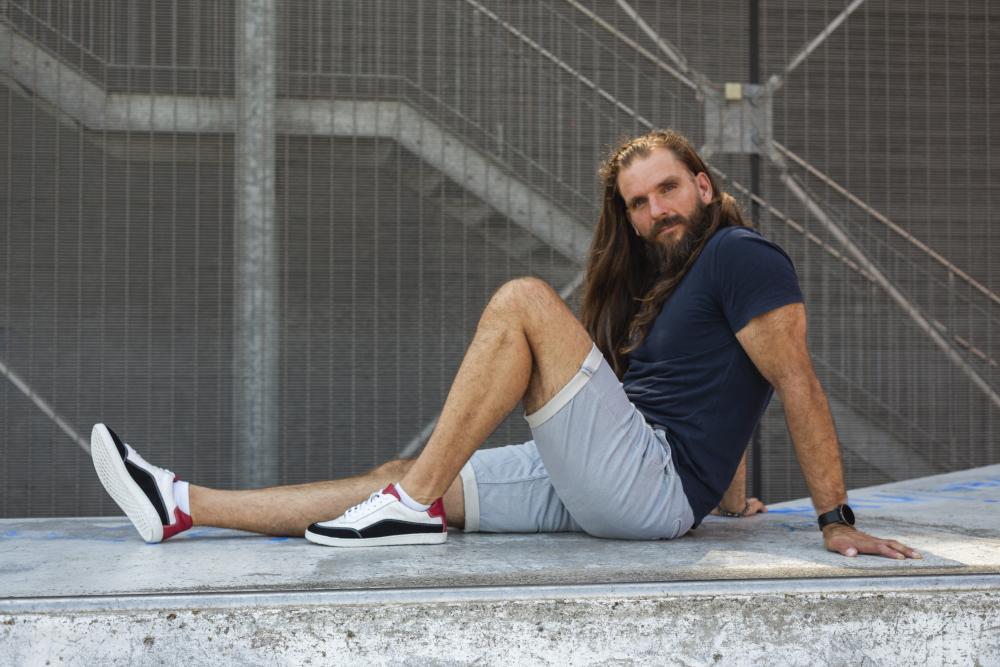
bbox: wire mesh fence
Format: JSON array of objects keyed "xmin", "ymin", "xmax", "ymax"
[{"xmin": 1, "ymin": 0, "xmax": 997, "ymax": 516}]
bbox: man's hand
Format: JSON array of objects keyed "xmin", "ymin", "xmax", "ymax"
[
  {"xmin": 711, "ymin": 497, "xmax": 768, "ymax": 518},
  {"xmin": 823, "ymin": 524, "xmax": 922, "ymax": 559}
]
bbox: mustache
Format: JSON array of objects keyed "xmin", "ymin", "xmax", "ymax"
[{"xmin": 651, "ymin": 214, "xmax": 688, "ymax": 237}]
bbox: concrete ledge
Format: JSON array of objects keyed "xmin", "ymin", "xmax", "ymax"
[
  {"xmin": 2, "ymin": 581, "xmax": 997, "ymax": 665},
  {"xmin": 2, "ymin": 465, "xmax": 999, "ymax": 664}
]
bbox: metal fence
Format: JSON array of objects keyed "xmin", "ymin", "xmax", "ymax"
[{"xmin": 1, "ymin": 0, "xmax": 997, "ymax": 516}]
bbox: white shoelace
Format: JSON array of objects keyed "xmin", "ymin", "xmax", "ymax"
[
  {"xmin": 343, "ymin": 491, "xmax": 384, "ymax": 518},
  {"xmin": 127, "ymin": 444, "xmax": 174, "ymax": 478}
]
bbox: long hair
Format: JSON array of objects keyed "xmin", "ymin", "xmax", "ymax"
[{"xmin": 581, "ymin": 129, "xmax": 750, "ymax": 378}]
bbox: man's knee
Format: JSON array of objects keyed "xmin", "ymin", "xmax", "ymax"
[{"xmin": 488, "ymin": 277, "xmax": 560, "ymax": 315}]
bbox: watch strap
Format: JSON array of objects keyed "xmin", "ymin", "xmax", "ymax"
[{"xmin": 817, "ymin": 504, "xmax": 855, "ymax": 530}]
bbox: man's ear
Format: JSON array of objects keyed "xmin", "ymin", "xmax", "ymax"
[{"xmin": 695, "ymin": 171, "xmax": 713, "ymax": 205}]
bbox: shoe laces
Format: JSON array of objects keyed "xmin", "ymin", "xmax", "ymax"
[
  {"xmin": 127, "ymin": 443, "xmax": 174, "ymax": 478},
  {"xmin": 343, "ymin": 490, "xmax": 385, "ymax": 518}
]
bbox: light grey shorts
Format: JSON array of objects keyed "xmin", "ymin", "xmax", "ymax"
[{"xmin": 459, "ymin": 344, "xmax": 695, "ymax": 540}]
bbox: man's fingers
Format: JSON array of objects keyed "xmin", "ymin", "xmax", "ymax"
[
  {"xmin": 743, "ymin": 498, "xmax": 768, "ymax": 516},
  {"xmin": 886, "ymin": 539, "xmax": 922, "ymax": 559},
  {"xmin": 875, "ymin": 542, "xmax": 906, "ymax": 560},
  {"xmin": 827, "ymin": 529, "xmax": 922, "ymax": 560}
]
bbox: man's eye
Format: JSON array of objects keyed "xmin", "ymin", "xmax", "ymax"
[{"xmin": 631, "ymin": 199, "xmax": 646, "ymax": 210}]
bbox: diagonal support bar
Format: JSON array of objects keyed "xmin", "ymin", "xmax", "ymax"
[
  {"xmin": 464, "ymin": 0, "xmax": 664, "ymax": 121},
  {"xmin": 780, "ymin": 174, "xmax": 1000, "ymax": 411},
  {"xmin": 774, "ymin": 141, "xmax": 1000, "ymax": 309},
  {"xmin": 559, "ymin": 0, "xmax": 698, "ymax": 91},
  {"xmin": 612, "ymin": 0, "xmax": 692, "ymax": 80},
  {"xmin": 770, "ymin": 0, "xmax": 868, "ymax": 91},
  {"xmin": 0, "ymin": 358, "xmax": 90, "ymax": 454}
]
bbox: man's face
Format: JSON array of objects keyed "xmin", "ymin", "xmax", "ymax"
[{"xmin": 616, "ymin": 147, "xmax": 714, "ymax": 272}]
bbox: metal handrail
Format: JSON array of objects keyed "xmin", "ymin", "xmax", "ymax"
[
  {"xmin": 717, "ymin": 172, "xmax": 998, "ymax": 372},
  {"xmin": 775, "ymin": 141, "xmax": 1000, "ymax": 309}
]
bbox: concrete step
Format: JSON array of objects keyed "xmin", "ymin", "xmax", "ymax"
[{"xmin": 1, "ymin": 466, "xmax": 998, "ymax": 664}]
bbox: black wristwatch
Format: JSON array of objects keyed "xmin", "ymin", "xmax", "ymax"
[{"xmin": 817, "ymin": 504, "xmax": 855, "ymax": 531}]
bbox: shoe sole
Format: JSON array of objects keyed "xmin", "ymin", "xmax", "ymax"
[
  {"xmin": 303, "ymin": 529, "xmax": 447, "ymax": 547},
  {"xmin": 90, "ymin": 424, "xmax": 163, "ymax": 543}
]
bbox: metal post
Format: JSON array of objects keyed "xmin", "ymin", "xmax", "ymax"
[
  {"xmin": 235, "ymin": 0, "xmax": 278, "ymax": 488},
  {"xmin": 749, "ymin": 0, "xmax": 763, "ymax": 500}
]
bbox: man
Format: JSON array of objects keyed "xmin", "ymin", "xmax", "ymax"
[{"xmin": 90, "ymin": 129, "xmax": 918, "ymax": 559}]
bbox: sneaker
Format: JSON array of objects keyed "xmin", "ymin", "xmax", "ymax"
[
  {"xmin": 304, "ymin": 483, "xmax": 447, "ymax": 547},
  {"xmin": 89, "ymin": 423, "xmax": 192, "ymax": 543}
]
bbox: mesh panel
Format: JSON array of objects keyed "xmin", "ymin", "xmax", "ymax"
[{"xmin": 0, "ymin": 0, "xmax": 997, "ymax": 516}]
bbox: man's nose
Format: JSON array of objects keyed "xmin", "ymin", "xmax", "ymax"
[{"xmin": 649, "ymin": 193, "xmax": 671, "ymax": 219}]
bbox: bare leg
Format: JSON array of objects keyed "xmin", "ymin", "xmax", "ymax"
[
  {"xmin": 187, "ymin": 276, "xmax": 588, "ymax": 532},
  {"xmin": 399, "ymin": 277, "xmax": 593, "ymax": 504},
  {"xmin": 189, "ymin": 459, "xmax": 466, "ymax": 536}
]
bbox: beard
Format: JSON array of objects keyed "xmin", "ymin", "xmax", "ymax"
[{"xmin": 642, "ymin": 199, "xmax": 711, "ymax": 278}]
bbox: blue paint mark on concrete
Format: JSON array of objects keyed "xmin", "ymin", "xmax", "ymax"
[
  {"xmin": 912, "ymin": 492, "xmax": 999, "ymax": 503},
  {"xmin": 774, "ymin": 521, "xmax": 811, "ymax": 532},
  {"xmin": 766, "ymin": 507, "xmax": 812, "ymax": 515},
  {"xmin": 869, "ymin": 493, "xmax": 920, "ymax": 504},
  {"xmin": 843, "ymin": 501, "xmax": 885, "ymax": 510},
  {"xmin": 269, "ymin": 537, "xmax": 289, "ymax": 542},
  {"xmin": 2, "ymin": 530, "xmax": 17, "ymax": 538},
  {"xmin": 940, "ymin": 479, "xmax": 1000, "ymax": 492}
]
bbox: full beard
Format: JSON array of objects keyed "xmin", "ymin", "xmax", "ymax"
[{"xmin": 643, "ymin": 199, "xmax": 712, "ymax": 278}]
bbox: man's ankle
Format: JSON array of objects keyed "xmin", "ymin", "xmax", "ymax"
[{"xmin": 394, "ymin": 483, "xmax": 432, "ymax": 512}]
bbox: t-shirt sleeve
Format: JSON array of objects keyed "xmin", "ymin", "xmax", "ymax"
[{"xmin": 713, "ymin": 229, "xmax": 804, "ymax": 333}]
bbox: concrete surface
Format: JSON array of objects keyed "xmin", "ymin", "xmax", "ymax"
[{"xmin": 1, "ymin": 465, "xmax": 999, "ymax": 665}]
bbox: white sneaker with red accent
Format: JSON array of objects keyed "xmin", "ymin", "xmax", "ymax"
[
  {"xmin": 304, "ymin": 483, "xmax": 447, "ymax": 547},
  {"xmin": 90, "ymin": 423, "xmax": 193, "ymax": 543}
]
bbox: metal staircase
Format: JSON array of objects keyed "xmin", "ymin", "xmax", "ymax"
[{"xmin": 3, "ymin": 0, "xmax": 997, "ymax": 487}]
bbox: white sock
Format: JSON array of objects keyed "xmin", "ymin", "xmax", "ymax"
[
  {"xmin": 173, "ymin": 480, "xmax": 191, "ymax": 515},
  {"xmin": 394, "ymin": 483, "xmax": 431, "ymax": 512}
]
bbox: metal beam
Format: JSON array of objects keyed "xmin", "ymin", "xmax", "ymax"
[
  {"xmin": 462, "ymin": 0, "xmax": 663, "ymax": 123},
  {"xmin": 560, "ymin": 0, "xmax": 698, "ymax": 91},
  {"xmin": 0, "ymin": 357, "xmax": 90, "ymax": 454},
  {"xmin": 780, "ymin": 173, "xmax": 1000, "ymax": 411},
  {"xmin": 612, "ymin": 0, "xmax": 691, "ymax": 80},
  {"xmin": 0, "ymin": 23, "xmax": 592, "ymax": 264},
  {"xmin": 770, "ymin": 0, "xmax": 868, "ymax": 91},
  {"xmin": 774, "ymin": 141, "xmax": 1000, "ymax": 309},
  {"xmin": 234, "ymin": 0, "xmax": 278, "ymax": 488}
]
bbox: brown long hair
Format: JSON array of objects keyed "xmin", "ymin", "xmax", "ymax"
[{"xmin": 581, "ymin": 129, "xmax": 750, "ymax": 378}]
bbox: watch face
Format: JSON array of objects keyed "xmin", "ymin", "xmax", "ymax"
[{"xmin": 840, "ymin": 504, "xmax": 855, "ymax": 525}]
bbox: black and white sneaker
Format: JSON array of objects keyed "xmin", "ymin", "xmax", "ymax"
[
  {"xmin": 305, "ymin": 484, "xmax": 447, "ymax": 547},
  {"xmin": 90, "ymin": 423, "xmax": 192, "ymax": 543}
]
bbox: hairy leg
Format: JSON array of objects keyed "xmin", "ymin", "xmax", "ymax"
[
  {"xmin": 399, "ymin": 277, "xmax": 593, "ymax": 504},
  {"xmin": 188, "ymin": 459, "xmax": 466, "ymax": 536}
]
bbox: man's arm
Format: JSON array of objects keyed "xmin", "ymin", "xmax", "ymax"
[{"xmin": 735, "ymin": 302, "xmax": 920, "ymax": 559}]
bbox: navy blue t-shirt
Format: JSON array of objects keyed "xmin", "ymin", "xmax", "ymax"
[{"xmin": 622, "ymin": 225, "xmax": 803, "ymax": 526}]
